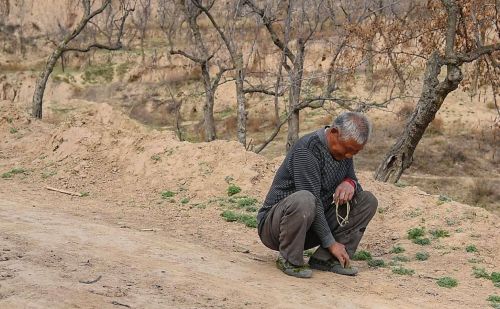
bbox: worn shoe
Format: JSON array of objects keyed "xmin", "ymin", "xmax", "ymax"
[
  {"xmin": 309, "ymin": 257, "xmax": 359, "ymax": 276},
  {"xmin": 276, "ymin": 254, "xmax": 313, "ymax": 278}
]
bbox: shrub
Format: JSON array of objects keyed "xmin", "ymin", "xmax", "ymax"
[
  {"xmin": 227, "ymin": 184, "xmax": 241, "ymax": 196},
  {"xmin": 390, "ymin": 245, "xmax": 405, "ymax": 254},
  {"xmin": 430, "ymin": 229, "xmax": 450, "ymax": 238},
  {"xmin": 368, "ymin": 259, "xmax": 386, "ymax": 268},
  {"xmin": 412, "ymin": 238, "xmax": 431, "ymax": 245},
  {"xmin": 436, "ymin": 277, "xmax": 458, "ymax": 288},
  {"xmin": 392, "ymin": 255, "xmax": 410, "ymax": 262},
  {"xmin": 473, "ymin": 267, "xmax": 491, "ymax": 279},
  {"xmin": 407, "ymin": 227, "xmax": 425, "ymax": 239},
  {"xmin": 466, "ymin": 244, "xmax": 478, "ymax": 253},
  {"xmin": 161, "ymin": 191, "xmax": 175, "ymax": 199},
  {"xmin": 415, "ymin": 252, "xmax": 430, "ymax": 261},
  {"xmin": 352, "ymin": 250, "xmax": 372, "ymax": 261},
  {"xmin": 392, "ymin": 266, "xmax": 414, "ymax": 276}
]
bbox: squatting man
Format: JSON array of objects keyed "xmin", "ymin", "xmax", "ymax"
[{"xmin": 256, "ymin": 112, "xmax": 378, "ymax": 278}]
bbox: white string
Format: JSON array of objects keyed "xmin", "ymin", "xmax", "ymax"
[{"xmin": 334, "ymin": 200, "xmax": 350, "ymax": 227}]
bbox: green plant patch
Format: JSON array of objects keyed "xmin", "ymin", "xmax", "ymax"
[
  {"xmin": 412, "ymin": 237, "xmax": 431, "ymax": 245},
  {"xmin": 221, "ymin": 210, "xmax": 257, "ymax": 228},
  {"xmin": 488, "ymin": 295, "xmax": 500, "ymax": 309},
  {"xmin": 227, "ymin": 184, "xmax": 241, "ymax": 196},
  {"xmin": 390, "ymin": 245, "xmax": 405, "ymax": 254},
  {"xmin": 236, "ymin": 197, "xmax": 258, "ymax": 208},
  {"xmin": 368, "ymin": 259, "xmax": 386, "ymax": 268},
  {"xmin": 407, "ymin": 227, "xmax": 425, "ymax": 239},
  {"xmin": 80, "ymin": 192, "xmax": 90, "ymax": 197},
  {"xmin": 180, "ymin": 198, "xmax": 190, "ymax": 204},
  {"xmin": 9, "ymin": 127, "xmax": 18, "ymax": 134},
  {"xmin": 1, "ymin": 167, "xmax": 27, "ymax": 178},
  {"xmin": 392, "ymin": 266, "xmax": 414, "ymax": 276},
  {"xmin": 466, "ymin": 244, "xmax": 478, "ymax": 253},
  {"xmin": 352, "ymin": 250, "xmax": 372, "ymax": 261},
  {"xmin": 436, "ymin": 276, "xmax": 458, "ymax": 288},
  {"xmin": 491, "ymin": 272, "xmax": 500, "ymax": 284},
  {"xmin": 473, "ymin": 267, "xmax": 491, "ymax": 280},
  {"xmin": 161, "ymin": 191, "xmax": 176, "ymax": 199},
  {"xmin": 82, "ymin": 64, "xmax": 114, "ymax": 84},
  {"xmin": 437, "ymin": 194, "xmax": 452, "ymax": 205},
  {"xmin": 392, "ymin": 255, "xmax": 410, "ymax": 262},
  {"xmin": 430, "ymin": 229, "xmax": 450, "ymax": 238},
  {"xmin": 415, "ymin": 252, "xmax": 430, "ymax": 261},
  {"xmin": 304, "ymin": 249, "xmax": 315, "ymax": 257}
]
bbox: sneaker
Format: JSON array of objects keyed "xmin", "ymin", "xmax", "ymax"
[
  {"xmin": 276, "ymin": 254, "xmax": 313, "ymax": 278},
  {"xmin": 309, "ymin": 257, "xmax": 359, "ymax": 276}
]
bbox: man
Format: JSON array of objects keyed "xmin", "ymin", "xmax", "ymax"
[{"xmin": 256, "ymin": 112, "xmax": 378, "ymax": 278}]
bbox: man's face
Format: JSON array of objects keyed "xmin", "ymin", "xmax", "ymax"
[{"xmin": 327, "ymin": 128, "xmax": 364, "ymax": 160}]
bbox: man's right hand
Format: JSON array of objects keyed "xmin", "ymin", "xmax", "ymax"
[{"xmin": 328, "ymin": 242, "xmax": 350, "ymax": 268}]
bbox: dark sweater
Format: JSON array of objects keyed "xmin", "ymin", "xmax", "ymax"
[{"xmin": 257, "ymin": 127, "xmax": 362, "ymax": 248}]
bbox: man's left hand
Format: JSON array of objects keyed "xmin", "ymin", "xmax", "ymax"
[{"xmin": 334, "ymin": 180, "xmax": 355, "ymax": 205}]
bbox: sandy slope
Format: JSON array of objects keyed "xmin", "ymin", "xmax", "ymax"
[{"xmin": 0, "ymin": 101, "xmax": 499, "ymax": 308}]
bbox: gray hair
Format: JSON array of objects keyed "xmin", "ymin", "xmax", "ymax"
[{"xmin": 331, "ymin": 112, "xmax": 372, "ymax": 145}]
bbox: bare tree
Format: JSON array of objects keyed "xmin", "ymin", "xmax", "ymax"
[
  {"xmin": 244, "ymin": 0, "xmax": 328, "ymax": 151},
  {"xmin": 374, "ymin": 0, "xmax": 500, "ymax": 183},
  {"xmin": 31, "ymin": 0, "xmax": 133, "ymax": 119},
  {"xmin": 132, "ymin": 0, "xmax": 152, "ymax": 63},
  {"xmin": 191, "ymin": 0, "xmax": 250, "ymax": 146},
  {"xmin": 159, "ymin": 0, "xmax": 232, "ymax": 142}
]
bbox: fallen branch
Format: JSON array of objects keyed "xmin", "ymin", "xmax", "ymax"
[
  {"xmin": 45, "ymin": 186, "xmax": 82, "ymax": 197},
  {"xmin": 111, "ymin": 301, "xmax": 131, "ymax": 308},
  {"xmin": 78, "ymin": 275, "xmax": 102, "ymax": 284}
]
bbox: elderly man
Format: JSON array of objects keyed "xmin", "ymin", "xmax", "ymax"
[{"xmin": 256, "ymin": 112, "xmax": 378, "ymax": 278}]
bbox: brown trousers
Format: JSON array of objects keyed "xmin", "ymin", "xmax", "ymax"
[{"xmin": 258, "ymin": 190, "xmax": 378, "ymax": 266}]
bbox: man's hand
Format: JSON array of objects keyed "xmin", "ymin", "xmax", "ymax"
[
  {"xmin": 334, "ymin": 180, "xmax": 355, "ymax": 205},
  {"xmin": 328, "ymin": 242, "xmax": 350, "ymax": 268}
]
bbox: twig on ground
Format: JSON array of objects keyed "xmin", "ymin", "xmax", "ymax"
[
  {"xmin": 45, "ymin": 186, "xmax": 82, "ymax": 197},
  {"xmin": 78, "ymin": 275, "xmax": 102, "ymax": 284},
  {"xmin": 111, "ymin": 301, "xmax": 131, "ymax": 308}
]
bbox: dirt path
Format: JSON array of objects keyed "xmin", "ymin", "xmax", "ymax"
[{"xmin": 0, "ymin": 182, "xmax": 494, "ymax": 309}]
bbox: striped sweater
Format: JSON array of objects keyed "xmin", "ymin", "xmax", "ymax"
[{"xmin": 257, "ymin": 127, "xmax": 362, "ymax": 248}]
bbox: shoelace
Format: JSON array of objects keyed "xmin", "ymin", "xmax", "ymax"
[{"xmin": 333, "ymin": 199, "xmax": 350, "ymax": 227}]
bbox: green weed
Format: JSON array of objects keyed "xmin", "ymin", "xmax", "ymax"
[
  {"xmin": 392, "ymin": 255, "xmax": 410, "ymax": 262},
  {"xmin": 237, "ymin": 197, "xmax": 258, "ymax": 208},
  {"xmin": 9, "ymin": 127, "xmax": 18, "ymax": 134},
  {"xmin": 161, "ymin": 191, "xmax": 176, "ymax": 199},
  {"xmin": 412, "ymin": 238, "xmax": 431, "ymax": 245},
  {"xmin": 304, "ymin": 249, "xmax": 315, "ymax": 257},
  {"xmin": 390, "ymin": 245, "xmax": 405, "ymax": 254},
  {"xmin": 430, "ymin": 229, "xmax": 450, "ymax": 238},
  {"xmin": 466, "ymin": 244, "xmax": 478, "ymax": 253},
  {"xmin": 436, "ymin": 277, "xmax": 458, "ymax": 288},
  {"xmin": 80, "ymin": 192, "xmax": 90, "ymax": 197},
  {"xmin": 392, "ymin": 266, "xmax": 414, "ymax": 276},
  {"xmin": 1, "ymin": 167, "xmax": 27, "ymax": 178},
  {"xmin": 488, "ymin": 295, "xmax": 500, "ymax": 308},
  {"xmin": 407, "ymin": 227, "xmax": 425, "ymax": 239},
  {"xmin": 151, "ymin": 154, "xmax": 161, "ymax": 161},
  {"xmin": 180, "ymin": 198, "xmax": 190, "ymax": 204},
  {"xmin": 473, "ymin": 267, "xmax": 491, "ymax": 279},
  {"xmin": 352, "ymin": 250, "xmax": 372, "ymax": 261},
  {"xmin": 416, "ymin": 252, "xmax": 430, "ymax": 261},
  {"xmin": 221, "ymin": 210, "xmax": 257, "ymax": 228},
  {"xmin": 368, "ymin": 259, "xmax": 386, "ymax": 268},
  {"xmin": 492, "ymin": 272, "xmax": 500, "ymax": 284},
  {"xmin": 227, "ymin": 184, "xmax": 241, "ymax": 196}
]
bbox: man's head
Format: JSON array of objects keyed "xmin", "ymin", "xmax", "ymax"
[{"xmin": 326, "ymin": 112, "xmax": 372, "ymax": 160}]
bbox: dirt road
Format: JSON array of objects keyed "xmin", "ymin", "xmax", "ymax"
[{"xmin": 0, "ymin": 182, "xmax": 493, "ymax": 309}]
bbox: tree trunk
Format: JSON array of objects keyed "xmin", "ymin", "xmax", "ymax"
[
  {"xmin": 32, "ymin": 48, "xmax": 63, "ymax": 119},
  {"xmin": 364, "ymin": 36, "xmax": 374, "ymax": 92},
  {"xmin": 235, "ymin": 53, "xmax": 247, "ymax": 146},
  {"xmin": 201, "ymin": 63, "xmax": 216, "ymax": 141},
  {"xmin": 286, "ymin": 40, "xmax": 305, "ymax": 151},
  {"xmin": 374, "ymin": 52, "xmax": 463, "ymax": 182}
]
